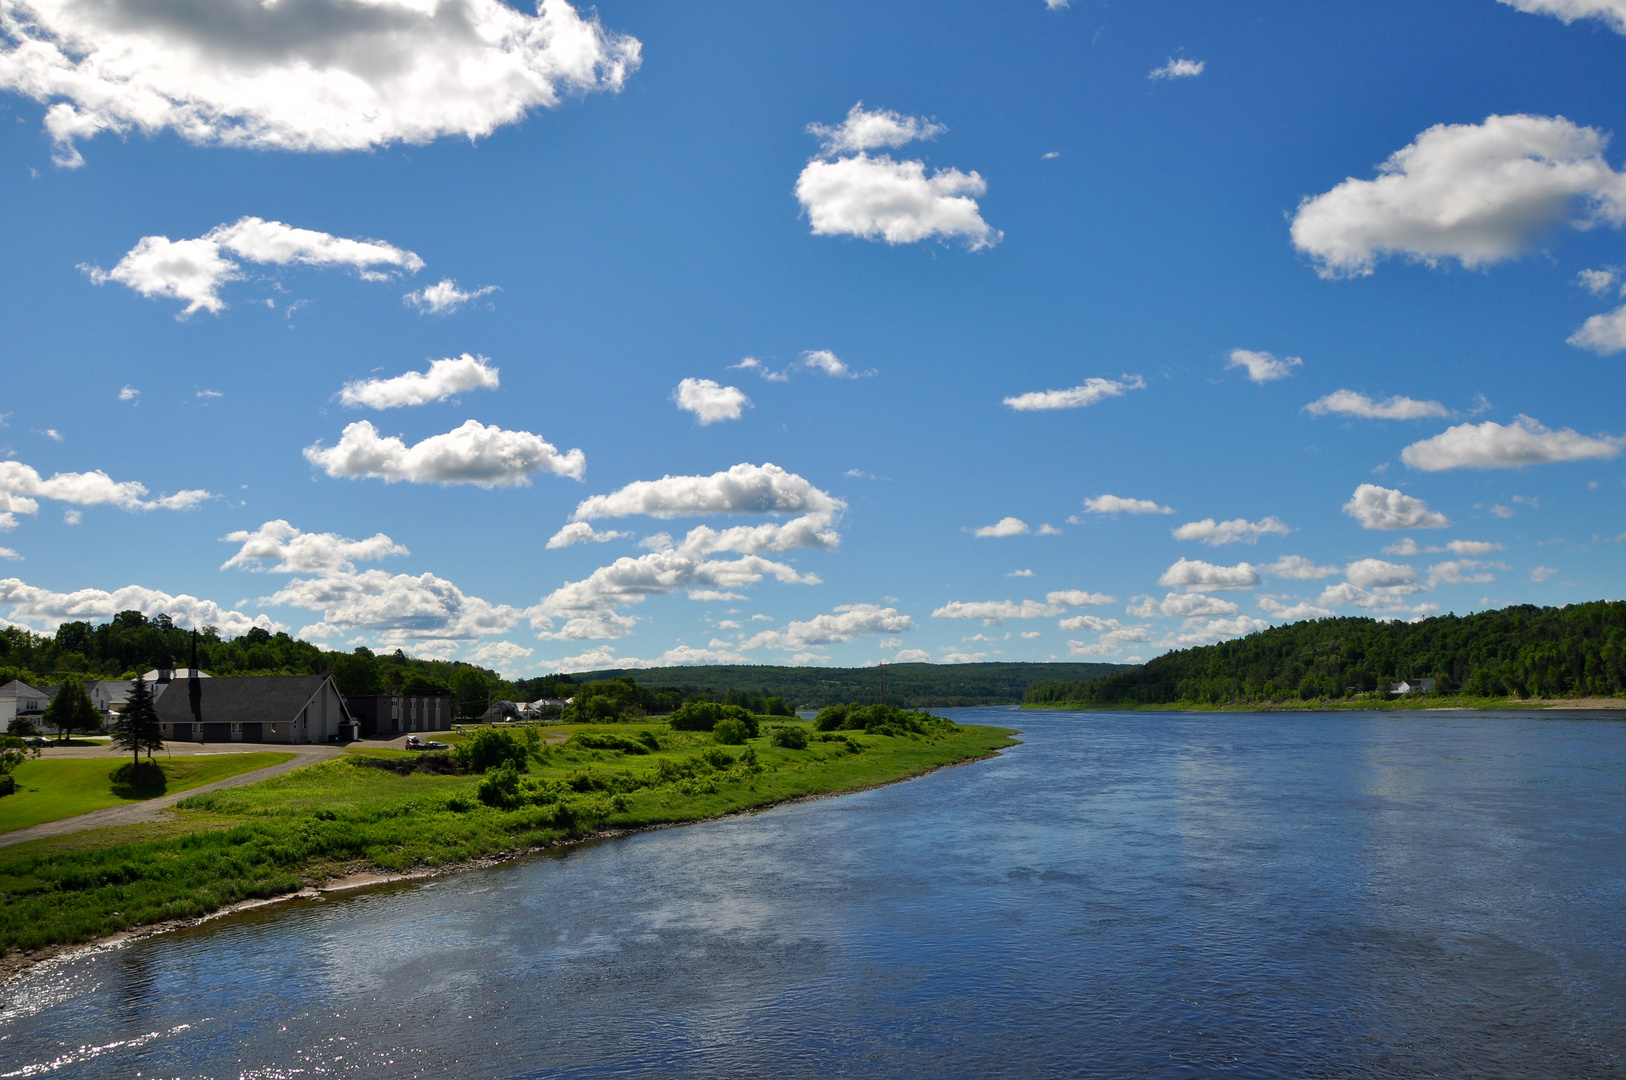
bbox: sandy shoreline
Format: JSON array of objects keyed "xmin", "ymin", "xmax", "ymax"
[{"xmin": 0, "ymin": 748, "xmax": 1006, "ymax": 986}]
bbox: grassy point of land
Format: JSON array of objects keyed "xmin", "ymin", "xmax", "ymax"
[
  {"xmin": 0, "ymin": 719, "xmax": 1015, "ymax": 966},
  {"xmin": 0, "ymin": 753, "xmax": 296, "ymax": 834}
]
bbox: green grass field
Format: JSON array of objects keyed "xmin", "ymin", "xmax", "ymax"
[
  {"xmin": 0, "ymin": 753, "xmax": 295, "ymax": 834},
  {"xmin": 0, "ymin": 720, "xmax": 1015, "ymax": 957}
]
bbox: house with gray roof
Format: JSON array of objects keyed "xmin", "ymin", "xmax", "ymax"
[
  {"xmin": 155, "ymin": 674, "xmax": 355, "ymax": 744},
  {"xmin": 0, "ymin": 680, "xmax": 50, "ymax": 733}
]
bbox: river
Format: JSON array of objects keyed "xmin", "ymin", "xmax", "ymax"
[{"xmin": 2, "ymin": 708, "xmax": 1624, "ymax": 1078}]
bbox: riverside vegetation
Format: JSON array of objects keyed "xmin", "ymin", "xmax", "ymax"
[
  {"xmin": 1025, "ymin": 601, "xmax": 1626, "ymax": 709},
  {"xmin": 0, "ymin": 709, "xmax": 1014, "ymax": 960}
]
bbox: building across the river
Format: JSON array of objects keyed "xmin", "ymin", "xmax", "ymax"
[
  {"xmin": 344, "ymin": 694, "xmax": 454, "ymax": 737},
  {"xmin": 154, "ymin": 674, "xmax": 355, "ymax": 744}
]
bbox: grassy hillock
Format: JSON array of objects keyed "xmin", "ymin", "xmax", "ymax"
[
  {"xmin": 567, "ymin": 662, "xmax": 1129, "ymax": 709},
  {"xmin": 0, "ymin": 717, "xmax": 1015, "ymax": 959},
  {"xmin": 1024, "ymin": 601, "xmax": 1626, "ymax": 708}
]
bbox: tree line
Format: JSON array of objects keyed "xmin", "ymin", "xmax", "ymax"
[
  {"xmin": 1023, "ymin": 602, "xmax": 1626, "ymax": 706},
  {"xmin": 0, "ymin": 611, "xmax": 574, "ymax": 720}
]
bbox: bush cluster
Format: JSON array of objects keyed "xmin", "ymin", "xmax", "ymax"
[
  {"xmin": 812, "ymin": 703, "xmax": 957, "ymax": 737},
  {"xmin": 666, "ymin": 701, "xmax": 759, "ymax": 736},
  {"xmin": 767, "ymin": 725, "xmax": 809, "ymax": 750},
  {"xmin": 570, "ymin": 730, "xmax": 659, "ymax": 754}
]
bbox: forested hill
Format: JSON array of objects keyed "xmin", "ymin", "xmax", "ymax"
[
  {"xmin": 568, "ymin": 662, "xmax": 1129, "ymax": 709},
  {"xmin": 1024, "ymin": 602, "xmax": 1626, "ymax": 707}
]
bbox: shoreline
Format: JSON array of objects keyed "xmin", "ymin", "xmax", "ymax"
[
  {"xmin": 0, "ymin": 745, "xmax": 1009, "ymax": 986},
  {"xmin": 1021, "ymin": 697, "xmax": 1626, "ymax": 714}
]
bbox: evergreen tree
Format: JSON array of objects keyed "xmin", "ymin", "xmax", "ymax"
[{"xmin": 113, "ymin": 677, "xmax": 161, "ymax": 766}]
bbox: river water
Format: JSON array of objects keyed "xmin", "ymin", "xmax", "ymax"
[{"xmin": 2, "ymin": 708, "xmax": 1625, "ymax": 1078}]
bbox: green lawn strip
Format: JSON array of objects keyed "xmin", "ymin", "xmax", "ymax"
[
  {"xmin": 0, "ymin": 754, "xmax": 296, "ymax": 834},
  {"xmin": 0, "ymin": 722, "xmax": 1014, "ymax": 956}
]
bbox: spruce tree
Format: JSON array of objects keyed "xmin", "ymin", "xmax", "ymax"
[{"xmin": 113, "ymin": 677, "xmax": 159, "ymax": 766}]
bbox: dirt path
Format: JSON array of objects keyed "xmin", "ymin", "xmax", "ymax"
[{"xmin": 0, "ymin": 745, "xmax": 342, "ymax": 849}]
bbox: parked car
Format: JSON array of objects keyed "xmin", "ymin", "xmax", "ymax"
[
  {"xmin": 405, "ymin": 736, "xmax": 449, "ymax": 751},
  {"xmin": 23, "ymin": 737, "xmax": 48, "ymax": 748}
]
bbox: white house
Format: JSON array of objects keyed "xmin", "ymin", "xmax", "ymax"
[
  {"xmin": 1392, "ymin": 678, "xmax": 1437, "ymax": 695},
  {"xmin": 0, "ymin": 680, "xmax": 50, "ymax": 733}
]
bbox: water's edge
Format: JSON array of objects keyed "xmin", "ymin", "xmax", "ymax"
[{"xmin": 0, "ymin": 743, "xmax": 1013, "ymax": 986}]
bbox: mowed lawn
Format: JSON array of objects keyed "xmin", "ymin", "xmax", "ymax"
[{"xmin": 0, "ymin": 754, "xmax": 295, "ymax": 833}]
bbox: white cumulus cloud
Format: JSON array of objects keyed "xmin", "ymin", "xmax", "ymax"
[
  {"xmin": 304, "ymin": 419, "xmax": 585, "ymax": 486},
  {"xmin": 1081, "ymin": 494, "xmax": 1173, "ymax": 515},
  {"xmin": 0, "ymin": 460, "xmax": 211, "ymax": 529},
  {"xmin": 1343, "ymin": 484, "xmax": 1450, "ymax": 530},
  {"xmin": 1227, "ymin": 349, "xmax": 1302, "ymax": 383},
  {"xmin": 465, "ymin": 640, "xmax": 534, "ymax": 675},
  {"xmin": 1157, "ymin": 558, "xmax": 1260, "ymax": 592},
  {"xmin": 796, "ymin": 152, "xmax": 1001, "ymax": 250},
  {"xmin": 545, "ymin": 522, "xmax": 629, "ymax": 550},
  {"xmin": 672, "ymin": 379, "xmax": 751, "ymax": 425},
  {"xmin": 221, "ymin": 520, "xmax": 408, "ymax": 574},
  {"xmin": 1149, "ymin": 58, "xmax": 1205, "ymax": 79},
  {"xmin": 1304, "ymin": 390, "xmax": 1450, "ymax": 420},
  {"xmin": 1257, "ymin": 596, "xmax": 1336, "ymax": 621},
  {"xmin": 1498, "ymin": 0, "xmax": 1626, "ymax": 34},
  {"xmin": 83, "ymin": 217, "xmax": 423, "ymax": 316},
  {"xmin": 1172, "ymin": 516, "xmax": 1291, "ymax": 546},
  {"xmin": 1428, "ymin": 559, "xmax": 1503, "ymax": 585},
  {"xmin": 931, "ymin": 599, "xmax": 1063, "ymax": 624},
  {"xmin": 267, "ymin": 568, "xmax": 521, "ymax": 643},
  {"xmin": 807, "ymin": 102, "xmax": 946, "ymax": 156},
  {"xmin": 741, "ymin": 603, "xmax": 914, "ymax": 651},
  {"xmin": 1568, "ymin": 303, "xmax": 1626, "ymax": 354},
  {"xmin": 0, "ymin": 576, "xmax": 278, "ymax": 636},
  {"xmin": 532, "ymin": 464, "xmax": 842, "ymax": 641},
  {"xmin": 1263, "ymin": 555, "xmax": 1341, "ymax": 580},
  {"xmin": 1003, "ymin": 375, "xmax": 1145, "ymax": 412},
  {"xmin": 797, "ymin": 104, "xmax": 998, "ymax": 250},
  {"xmin": 1345, "ymin": 558, "xmax": 1421, "ymax": 590},
  {"xmin": 1290, "ymin": 114, "xmax": 1626, "ymax": 277},
  {"xmin": 572, "ymin": 462, "xmax": 841, "ymax": 521},
  {"xmin": 973, "ymin": 516, "xmax": 1030, "ymax": 538},
  {"xmin": 1169, "ymin": 616, "xmax": 1271, "ymax": 647},
  {"xmin": 339, "ymin": 354, "xmax": 500, "ymax": 410},
  {"xmin": 405, "ymin": 280, "xmax": 499, "ymax": 314},
  {"xmin": 1401, "ymin": 415, "xmax": 1622, "ymax": 471},
  {"xmin": 1, "ymin": 0, "xmax": 641, "ymax": 167}
]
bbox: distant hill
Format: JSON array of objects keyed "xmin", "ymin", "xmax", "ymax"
[
  {"xmin": 565, "ymin": 662, "xmax": 1131, "ymax": 709},
  {"xmin": 1024, "ymin": 601, "xmax": 1626, "ymax": 707}
]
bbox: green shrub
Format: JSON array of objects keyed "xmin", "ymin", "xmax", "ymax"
[
  {"xmin": 455, "ymin": 728, "xmax": 530, "ymax": 774},
  {"xmin": 713, "ymin": 717, "xmax": 750, "ymax": 745},
  {"xmin": 0, "ymin": 773, "xmax": 14, "ymax": 797},
  {"xmin": 764, "ymin": 697, "xmax": 794, "ymax": 716},
  {"xmin": 476, "ymin": 764, "xmax": 522, "ymax": 809},
  {"xmin": 814, "ymin": 703, "xmax": 955, "ymax": 737},
  {"xmin": 813, "ymin": 704, "xmax": 847, "ymax": 732},
  {"xmin": 701, "ymin": 747, "xmax": 736, "ymax": 769},
  {"xmin": 571, "ymin": 731, "xmax": 652, "ymax": 754},
  {"xmin": 667, "ymin": 701, "xmax": 758, "ymax": 736},
  {"xmin": 768, "ymin": 725, "xmax": 808, "ymax": 749}
]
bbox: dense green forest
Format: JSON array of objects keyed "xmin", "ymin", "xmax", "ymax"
[
  {"xmin": 1024, "ymin": 602, "xmax": 1626, "ymax": 707},
  {"xmin": 571, "ymin": 662, "xmax": 1129, "ymax": 708},
  {"xmin": 0, "ymin": 611, "xmax": 574, "ymax": 719}
]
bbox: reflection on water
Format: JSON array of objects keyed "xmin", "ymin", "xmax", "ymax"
[{"xmin": 3, "ymin": 710, "xmax": 1625, "ymax": 1078}]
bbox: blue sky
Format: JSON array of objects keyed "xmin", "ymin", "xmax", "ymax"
[{"xmin": 0, "ymin": 0, "xmax": 1623, "ymax": 674}]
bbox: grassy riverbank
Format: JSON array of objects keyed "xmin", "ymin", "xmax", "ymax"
[
  {"xmin": 0, "ymin": 753, "xmax": 295, "ymax": 833},
  {"xmin": 0, "ymin": 720, "xmax": 1015, "ymax": 960}
]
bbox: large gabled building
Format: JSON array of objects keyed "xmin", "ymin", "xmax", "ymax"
[{"xmin": 154, "ymin": 674, "xmax": 355, "ymax": 744}]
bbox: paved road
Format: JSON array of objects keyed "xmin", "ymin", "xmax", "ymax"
[{"xmin": 0, "ymin": 743, "xmax": 348, "ymax": 849}]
